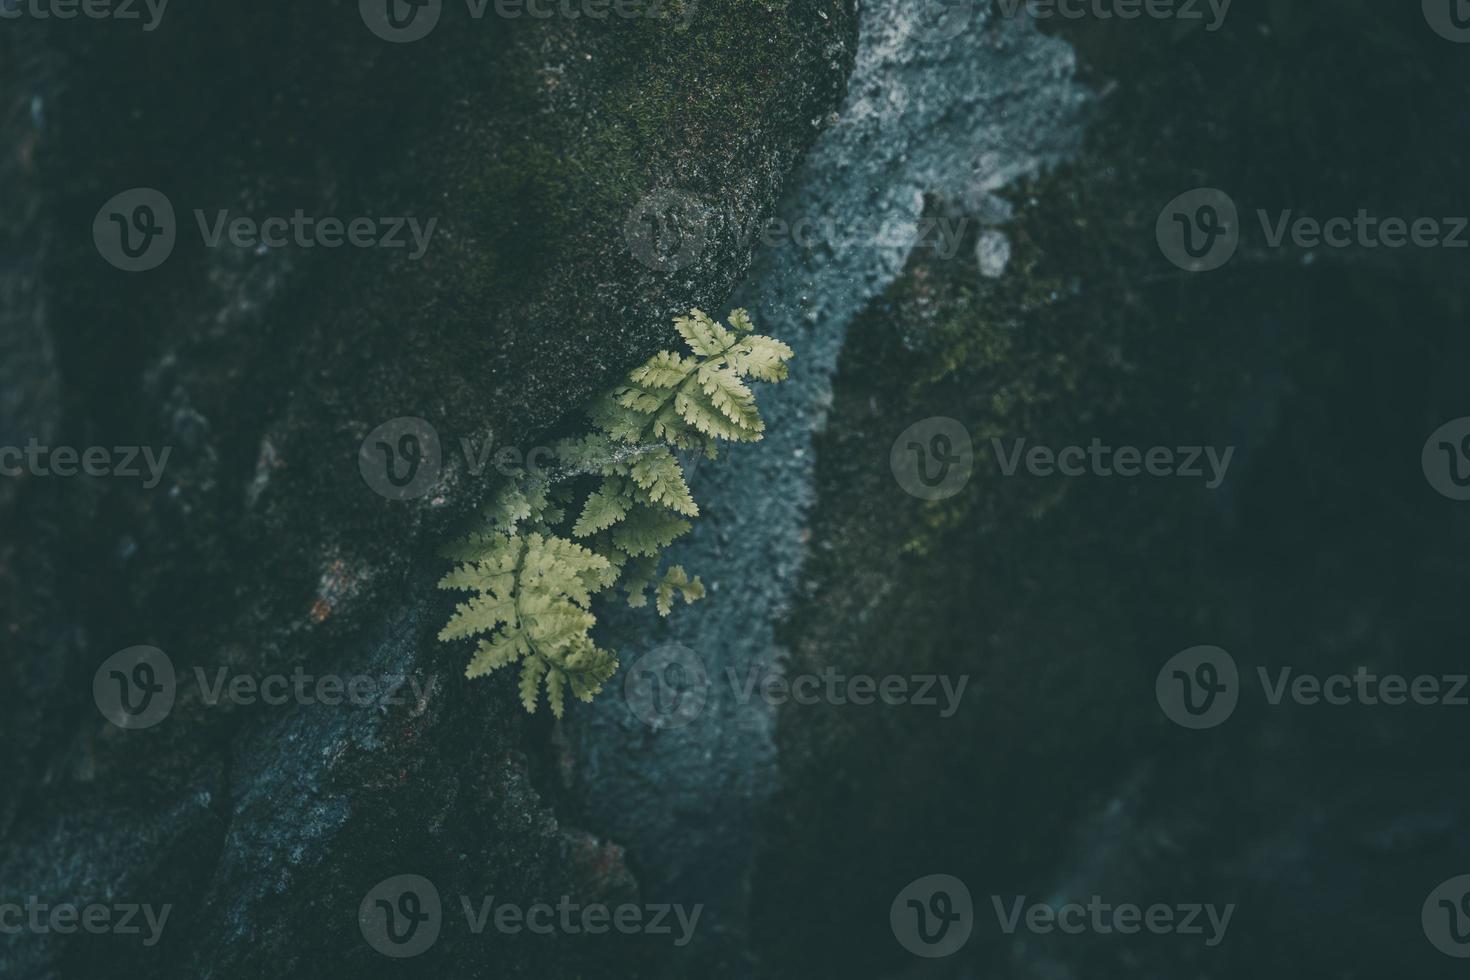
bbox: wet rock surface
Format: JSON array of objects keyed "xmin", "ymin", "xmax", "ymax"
[
  {"xmin": 4, "ymin": 1, "xmax": 1468, "ymax": 978},
  {"xmin": 0, "ymin": 2, "xmax": 854, "ymax": 976},
  {"xmin": 750, "ymin": 4, "xmax": 1470, "ymax": 978}
]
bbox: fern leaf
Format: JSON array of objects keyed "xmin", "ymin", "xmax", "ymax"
[
  {"xmin": 437, "ymin": 556, "xmax": 515, "ymax": 595},
  {"xmin": 554, "ymin": 433, "xmax": 613, "ymax": 474},
  {"xmin": 545, "ymin": 668, "xmax": 567, "ymax": 718},
  {"xmin": 614, "ymin": 383, "xmax": 668, "ymax": 416},
  {"xmin": 572, "ymin": 483, "xmax": 632, "ymax": 537},
  {"xmin": 620, "ymin": 554, "xmax": 660, "ymax": 607},
  {"xmin": 438, "ymin": 306, "xmax": 795, "ymax": 716},
  {"xmin": 589, "ymin": 396, "xmax": 649, "ymax": 444},
  {"xmin": 486, "ymin": 484, "xmax": 534, "ymax": 530},
  {"xmin": 525, "ymin": 602, "xmax": 597, "ymax": 654},
  {"xmin": 439, "ymin": 593, "xmax": 518, "ymax": 642},
  {"xmin": 727, "ymin": 334, "xmax": 794, "ymax": 383},
  {"xmin": 518, "ymin": 658, "xmax": 547, "ymax": 712},
  {"xmin": 652, "ymin": 564, "xmax": 706, "ymax": 616},
  {"xmin": 676, "ymin": 388, "xmax": 760, "ymax": 442},
  {"xmin": 611, "ymin": 505, "xmax": 692, "ymax": 557},
  {"xmin": 629, "ymin": 447, "xmax": 698, "ymax": 516},
  {"xmin": 441, "ymin": 529, "xmax": 519, "ymax": 565},
  {"xmin": 727, "ymin": 308, "xmax": 755, "ymax": 335},
  {"xmin": 466, "ymin": 630, "xmax": 528, "ymax": 678},
  {"xmin": 698, "ymin": 364, "xmax": 761, "ymax": 431},
  {"xmin": 630, "ymin": 350, "xmax": 695, "ymax": 389},
  {"xmin": 674, "ymin": 308, "xmax": 736, "ymax": 357}
]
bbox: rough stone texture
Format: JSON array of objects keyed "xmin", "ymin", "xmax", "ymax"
[
  {"xmin": 750, "ymin": 3, "xmax": 1470, "ymax": 978},
  {"xmin": 6, "ymin": 1, "xmax": 1468, "ymax": 978},
  {"xmin": 0, "ymin": 2, "xmax": 854, "ymax": 976},
  {"xmin": 572, "ymin": 4, "xmax": 1087, "ymax": 975}
]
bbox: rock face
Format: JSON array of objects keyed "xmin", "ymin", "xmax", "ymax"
[
  {"xmin": 0, "ymin": 3, "xmax": 854, "ymax": 977},
  {"xmin": 572, "ymin": 3, "xmax": 1086, "ymax": 975},
  {"xmin": 746, "ymin": 5, "xmax": 1470, "ymax": 979},
  {"xmin": 5, "ymin": 2, "xmax": 1468, "ymax": 979}
]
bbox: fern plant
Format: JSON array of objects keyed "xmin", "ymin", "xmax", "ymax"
[{"xmin": 438, "ymin": 309, "xmax": 793, "ymax": 716}]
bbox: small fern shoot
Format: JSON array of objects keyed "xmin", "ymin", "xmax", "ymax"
[{"xmin": 438, "ymin": 309, "xmax": 793, "ymax": 716}]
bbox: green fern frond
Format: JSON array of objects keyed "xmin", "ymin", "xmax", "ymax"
[
  {"xmin": 572, "ymin": 482, "xmax": 632, "ymax": 537},
  {"xmin": 698, "ymin": 364, "xmax": 761, "ymax": 431},
  {"xmin": 630, "ymin": 350, "xmax": 696, "ymax": 389},
  {"xmin": 629, "ymin": 447, "xmax": 699, "ymax": 516},
  {"xmin": 437, "ymin": 308, "xmax": 792, "ymax": 715},
  {"xmin": 620, "ymin": 554, "xmax": 660, "ymax": 608},
  {"xmin": 673, "ymin": 308, "xmax": 737, "ymax": 357},
  {"xmin": 655, "ymin": 565, "xmax": 705, "ymax": 616},
  {"xmin": 727, "ymin": 334, "xmax": 794, "ymax": 383}
]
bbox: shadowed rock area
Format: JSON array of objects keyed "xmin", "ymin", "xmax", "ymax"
[
  {"xmin": 0, "ymin": 2, "xmax": 854, "ymax": 976},
  {"xmin": 4, "ymin": 0, "xmax": 1469, "ymax": 978}
]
